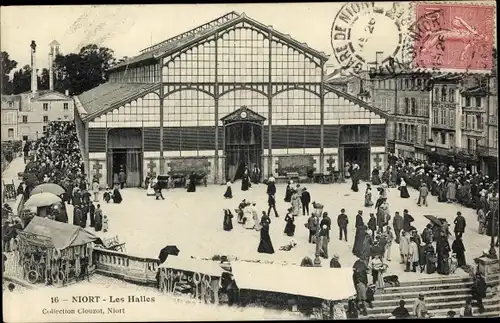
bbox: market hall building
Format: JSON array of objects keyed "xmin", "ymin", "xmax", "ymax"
[{"xmin": 74, "ymin": 12, "xmax": 389, "ymax": 187}]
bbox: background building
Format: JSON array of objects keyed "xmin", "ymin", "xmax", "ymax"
[
  {"xmin": 426, "ymin": 74, "xmax": 461, "ymax": 164},
  {"xmin": 480, "ymin": 70, "xmax": 498, "ymax": 179},
  {"xmin": 326, "ymin": 70, "xmax": 432, "ymax": 160},
  {"xmin": 5, "ymin": 41, "xmax": 74, "ymax": 141},
  {"xmin": 459, "ymin": 83, "xmax": 487, "ymax": 172},
  {"xmin": 1, "ymin": 95, "xmax": 21, "ymax": 141},
  {"xmin": 75, "ymin": 12, "xmax": 389, "ymax": 187}
]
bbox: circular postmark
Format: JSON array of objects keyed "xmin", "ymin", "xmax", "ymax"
[{"xmin": 331, "ymin": 2, "xmax": 413, "ymax": 76}]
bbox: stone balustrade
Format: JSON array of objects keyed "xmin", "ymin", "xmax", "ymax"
[{"xmin": 92, "ymin": 248, "xmax": 159, "ymax": 285}]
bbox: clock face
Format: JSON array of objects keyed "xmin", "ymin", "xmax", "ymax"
[{"xmin": 240, "ymin": 111, "xmax": 248, "ymax": 118}]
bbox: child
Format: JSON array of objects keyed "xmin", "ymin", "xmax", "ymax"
[
  {"xmin": 103, "ymin": 188, "xmax": 112, "ymax": 203},
  {"xmin": 102, "ymin": 215, "xmax": 109, "ymax": 233},
  {"xmin": 224, "ymin": 181, "xmax": 233, "ymax": 199}
]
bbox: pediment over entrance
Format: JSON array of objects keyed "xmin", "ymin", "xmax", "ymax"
[{"xmin": 220, "ymin": 106, "xmax": 266, "ymax": 123}]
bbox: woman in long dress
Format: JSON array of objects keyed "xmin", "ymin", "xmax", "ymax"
[
  {"xmin": 283, "ymin": 208, "xmax": 295, "ymax": 237},
  {"xmin": 344, "ymin": 162, "xmax": 351, "ymax": 180},
  {"xmin": 257, "ymin": 215, "xmax": 274, "ymax": 254},
  {"xmin": 187, "ymin": 173, "xmax": 196, "ymax": 192},
  {"xmin": 424, "ymin": 243, "xmax": 437, "ymax": 274},
  {"xmin": 436, "ymin": 232, "xmax": 451, "ymax": 275},
  {"xmin": 351, "ymin": 165, "xmax": 360, "ymax": 192},
  {"xmin": 291, "ymin": 190, "xmax": 301, "ymax": 217},
  {"xmin": 399, "ymin": 178, "xmax": 410, "ymax": 199},
  {"xmin": 284, "ymin": 181, "xmax": 293, "ymax": 202},
  {"xmin": 365, "ymin": 185, "xmax": 374, "ymax": 207},
  {"xmin": 316, "ymin": 224, "xmax": 329, "ymax": 258},
  {"xmin": 224, "ymin": 181, "xmax": 233, "ymax": 199},
  {"xmin": 438, "ymin": 179, "xmax": 447, "ymax": 202},
  {"xmin": 241, "ymin": 167, "xmax": 250, "ymax": 191},
  {"xmin": 223, "ymin": 209, "xmax": 233, "ymax": 231},
  {"xmin": 371, "ymin": 168, "xmax": 381, "ymax": 185},
  {"xmin": 446, "ymin": 179, "xmax": 456, "ymax": 203},
  {"xmin": 112, "ymin": 188, "xmax": 122, "ymax": 204}
]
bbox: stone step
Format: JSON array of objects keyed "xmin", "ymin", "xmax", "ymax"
[
  {"xmin": 361, "ymin": 302, "xmax": 500, "ymax": 319},
  {"xmin": 383, "ymin": 280, "xmax": 498, "ymax": 294},
  {"xmin": 364, "ymin": 296, "xmax": 500, "ymax": 316},
  {"xmin": 372, "ymin": 291, "xmax": 498, "ymax": 308},
  {"xmin": 395, "ymin": 273, "xmax": 500, "ymax": 288},
  {"xmin": 374, "ymin": 287, "xmax": 482, "ymax": 300}
]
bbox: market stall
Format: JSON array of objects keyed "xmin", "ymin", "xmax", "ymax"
[
  {"xmin": 16, "ymin": 217, "xmax": 102, "ymax": 286},
  {"xmin": 158, "ymin": 256, "xmax": 224, "ymax": 304},
  {"xmin": 230, "ymin": 261, "xmax": 355, "ymax": 319}
]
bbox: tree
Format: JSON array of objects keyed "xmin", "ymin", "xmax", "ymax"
[
  {"xmin": 37, "ymin": 68, "xmax": 50, "ymax": 90},
  {"xmin": 11, "ymin": 65, "xmax": 32, "ymax": 94},
  {"xmin": 53, "ymin": 44, "xmax": 116, "ymax": 95},
  {"xmin": 1, "ymin": 51, "xmax": 18, "ymax": 94}
]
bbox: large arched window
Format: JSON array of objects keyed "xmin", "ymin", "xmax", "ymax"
[{"xmin": 163, "ymin": 89, "xmax": 215, "ymax": 127}]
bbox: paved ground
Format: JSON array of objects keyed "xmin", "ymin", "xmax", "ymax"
[
  {"xmin": 2, "ymin": 157, "xmax": 487, "ymax": 282},
  {"xmin": 86, "ymin": 180, "xmax": 485, "ymax": 282}
]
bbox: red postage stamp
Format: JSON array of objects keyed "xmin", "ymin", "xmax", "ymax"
[{"xmin": 413, "ymin": 3, "xmax": 495, "ymax": 71}]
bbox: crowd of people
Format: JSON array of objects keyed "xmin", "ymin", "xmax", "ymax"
[
  {"xmin": 2, "ymin": 122, "xmax": 122, "ymax": 240},
  {"xmin": 347, "ymin": 154, "xmax": 499, "ymax": 317},
  {"xmin": 221, "ymin": 155, "xmax": 498, "ymax": 317}
]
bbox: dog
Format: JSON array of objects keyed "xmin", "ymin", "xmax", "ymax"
[
  {"xmin": 449, "ymin": 254, "xmax": 458, "ymax": 274},
  {"xmin": 383, "ymin": 275, "xmax": 401, "ymax": 287}
]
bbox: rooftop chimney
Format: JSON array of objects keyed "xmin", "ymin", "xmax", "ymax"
[
  {"xmin": 30, "ymin": 41, "xmax": 37, "ymax": 97},
  {"xmin": 48, "ymin": 40, "xmax": 60, "ymax": 91}
]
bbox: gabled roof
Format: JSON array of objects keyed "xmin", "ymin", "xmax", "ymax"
[
  {"xmin": 323, "ymin": 83, "xmax": 390, "ymax": 119},
  {"xmin": 32, "ymin": 91, "xmax": 71, "ymax": 101},
  {"xmin": 19, "ymin": 90, "xmax": 70, "ymax": 100},
  {"xmin": 77, "ymin": 82, "xmax": 161, "ymax": 121},
  {"xmin": 1, "ymin": 94, "xmax": 21, "ymax": 103},
  {"xmin": 108, "ymin": 11, "xmax": 329, "ymax": 71},
  {"xmin": 19, "ymin": 217, "xmax": 102, "ymax": 250},
  {"xmin": 462, "ymin": 85, "xmax": 488, "ymax": 96},
  {"xmin": 220, "ymin": 106, "xmax": 266, "ymax": 122}
]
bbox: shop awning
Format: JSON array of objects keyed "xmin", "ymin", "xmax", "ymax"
[{"xmin": 231, "ymin": 261, "xmax": 356, "ymax": 301}]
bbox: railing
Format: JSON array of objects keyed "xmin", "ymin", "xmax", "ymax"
[{"xmin": 93, "ymin": 248, "xmax": 159, "ymax": 285}]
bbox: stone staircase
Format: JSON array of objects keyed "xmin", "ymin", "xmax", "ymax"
[{"xmin": 360, "ymin": 274, "xmax": 500, "ymax": 319}]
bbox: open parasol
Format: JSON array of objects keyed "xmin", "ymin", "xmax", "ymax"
[
  {"xmin": 424, "ymin": 214, "xmax": 442, "ymax": 227},
  {"xmin": 158, "ymin": 245, "xmax": 180, "ymax": 264},
  {"xmin": 24, "ymin": 192, "xmax": 61, "ymax": 208},
  {"xmin": 30, "ymin": 183, "xmax": 66, "ymax": 197}
]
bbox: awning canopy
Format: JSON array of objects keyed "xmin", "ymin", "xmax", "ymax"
[
  {"xmin": 231, "ymin": 261, "xmax": 356, "ymax": 301},
  {"xmin": 158, "ymin": 256, "xmax": 224, "ymax": 277},
  {"xmin": 18, "ymin": 217, "xmax": 102, "ymax": 250}
]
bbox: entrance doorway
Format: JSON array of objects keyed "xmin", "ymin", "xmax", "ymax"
[
  {"xmin": 338, "ymin": 125, "xmax": 371, "ymax": 181},
  {"xmin": 225, "ymin": 122, "xmax": 263, "ymax": 181},
  {"xmin": 107, "ymin": 128, "xmax": 143, "ymax": 188},
  {"xmin": 341, "ymin": 146, "xmax": 370, "ymax": 180}
]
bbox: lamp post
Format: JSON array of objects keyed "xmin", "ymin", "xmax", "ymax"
[{"xmin": 487, "ymin": 193, "xmax": 498, "ymax": 259}]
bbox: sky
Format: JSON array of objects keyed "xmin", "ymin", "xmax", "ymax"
[
  {"xmin": 1, "ymin": 3, "xmax": 497, "ymax": 75},
  {"xmin": 1, "ymin": 4, "xmax": 345, "ymax": 70}
]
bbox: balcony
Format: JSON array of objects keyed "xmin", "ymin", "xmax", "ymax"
[
  {"xmin": 455, "ymin": 148, "xmax": 479, "ymax": 159},
  {"xmin": 462, "ymin": 106, "xmax": 485, "ymax": 113},
  {"xmin": 478, "ymin": 145, "xmax": 498, "ymax": 158},
  {"xmin": 432, "ymin": 123, "xmax": 455, "ymax": 131},
  {"xmin": 425, "ymin": 141, "xmax": 453, "ymax": 156},
  {"xmin": 461, "ymin": 127, "xmax": 486, "ymax": 136},
  {"xmin": 432, "ymin": 102, "xmax": 458, "ymax": 109}
]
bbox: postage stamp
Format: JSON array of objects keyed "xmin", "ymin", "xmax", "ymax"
[
  {"xmin": 413, "ymin": 3, "xmax": 495, "ymax": 71},
  {"xmin": 330, "ymin": 2, "xmax": 413, "ymax": 75}
]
